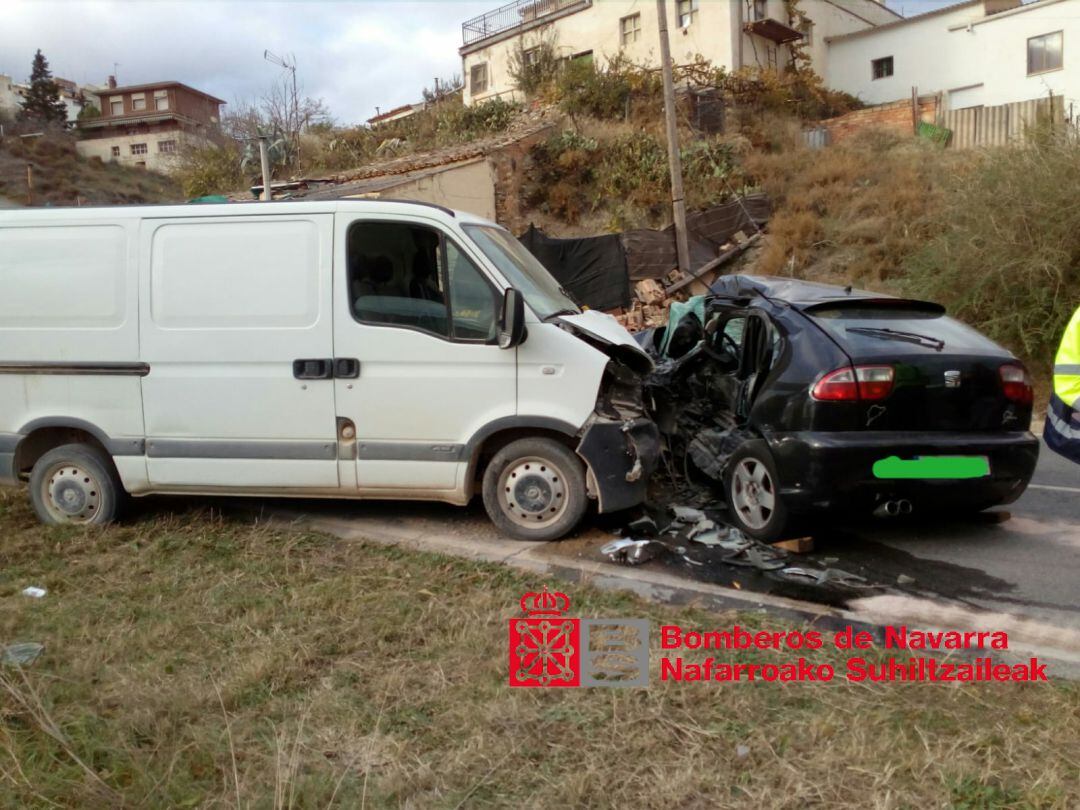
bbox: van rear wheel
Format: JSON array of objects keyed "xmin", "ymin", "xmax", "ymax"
[
  {"xmin": 29, "ymin": 443, "xmax": 123, "ymax": 526},
  {"xmin": 482, "ymin": 437, "xmax": 588, "ymax": 541}
]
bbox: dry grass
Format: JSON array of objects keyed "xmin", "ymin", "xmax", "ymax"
[
  {"xmin": 0, "ymin": 486, "xmax": 1077, "ymax": 808},
  {"xmin": 0, "ymin": 134, "xmax": 182, "ymax": 207},
  {"xmin": 743, "ymin": 127, "xmax": 957, "ymax": 287}
]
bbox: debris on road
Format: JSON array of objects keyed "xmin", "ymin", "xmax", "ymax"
[
  {"xmin": 2, "ymin": 642, "xmax": 44, "ymax": 666},
  {"xmin": 601, "ymin": 538, "xmax": 666, "ymax": 566}
]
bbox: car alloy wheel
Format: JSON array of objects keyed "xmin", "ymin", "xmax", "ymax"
[{"xmin": 730, "ymin": 457, "xmax": 776, "ymax": 531}]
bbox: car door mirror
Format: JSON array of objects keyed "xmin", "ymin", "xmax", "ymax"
[{"xmin": 498, "ymin": 288, "xmax": 526, "ymax": 349}]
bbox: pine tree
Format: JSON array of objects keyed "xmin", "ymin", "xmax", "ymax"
[{"xmin": 18, "ymin": 50, "xmax": 69, "ymax": 128}]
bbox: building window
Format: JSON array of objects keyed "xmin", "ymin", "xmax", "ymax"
[
  {"xmin": 109, "ymin": 98, "xmax": 123, "ymax": 115},
  {"xmin": 620, "ymin": 13, "xmax": 641, "ymax": 45},
  {"xmin": 872, "ymin": 56, "xmax": 894, "ymax": 80},
  {"xmin": 753, "ymin": 0, "xmax": 767, "ymax": 21},
  {"xmin": 1028, "ymin": 31, "xmax": 1063, "ymax": 75},
  {"xmin": 130, "ymin": 143, "xmax": 148, "ymax": 156},
  {"xmin": 154, "ymin": 90, "xmax": 169, "ymax": 111},
  {"xmin": 523, "ymin": 47, "xmax": 540, "ymax": 67},
  {"xmin": 470, "ymin": 62, "xmax": 488, "ymax": 95},
  {"xmin": 677, "ymin": 0, "xmax": 698, "ymax": 27},
  {"xmin": 572, "ymin": 50, "xmax": 594, "ymax": 65},
  {"xmin": 766, "ymin": 44, "xmax": 778, "ymax": 70},
  {"xmin": 131, "ymin": 94, "xmax": 146, "ymax": 111},
  {"xmin": 110, "ymin": 146, "xmax": 120, "ymax": 158},
  {"xmin": 158, "ymin": 140, "xmax": 177, "ymax": 154},
  {"xmin": 801, "ymin": 21, "xmax": 814, "ymax": 46}
]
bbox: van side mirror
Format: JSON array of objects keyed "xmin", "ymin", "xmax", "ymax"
[{"xmin": 498, "ymin": 288, "xmax": 526, "ymax": 349}]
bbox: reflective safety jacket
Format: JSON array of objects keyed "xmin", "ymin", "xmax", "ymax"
[{"xmin": 1046, "ymin": 306, "xmax": 1080, "ymax": 463}]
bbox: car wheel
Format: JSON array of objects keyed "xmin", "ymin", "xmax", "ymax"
[
  {"xmin": 29, "ymin": 443, "xmax": 123, "ymax": 526},
  {"xmin": 724, "ymin": 440, "xmax": 789, "ymax": 542},
  {"xmin": 482, "ymin": 437, "xmax": 588, "ymax": 541}
]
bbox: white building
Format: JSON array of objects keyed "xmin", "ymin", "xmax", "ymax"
[
  {"xmin": 459, "ymin": 0, "xmax": 900, "ymax": 105},
  {"xmin": 826, "ymin": 0, "xmax": 1078, "ymax": 110},
  {"xmin": 0, "ymin": 73, "xmax": 86, "ymax": 124}
]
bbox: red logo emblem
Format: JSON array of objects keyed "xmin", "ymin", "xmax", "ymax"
[{"xmin": 509, "ymin": 589, "xmax": 580, "ymax": 687}]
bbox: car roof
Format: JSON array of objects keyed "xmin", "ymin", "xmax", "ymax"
[
  {"xmin": 0, "ymin": 198, "xmax": 498, "ymax": 228},
  {"xmin": 709, "ymin": 274, "xmax": 942, "ymax": 312}
]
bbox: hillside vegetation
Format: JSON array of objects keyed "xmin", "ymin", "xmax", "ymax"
[{"xmin": 0, "ymin": 134, "xmax": 181, "ymax": 207}]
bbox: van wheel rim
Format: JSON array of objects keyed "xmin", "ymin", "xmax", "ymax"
[
  {"xmin": 41, "ymin": 463, "xmax": 101, "ymax": 524},
  {"xmin": 731, "ymin": 458, "xmax": 775, "ymax": 531},
  {"xmin": 498, "ymin": 456, "xmax": 568, "ymax": 530}
]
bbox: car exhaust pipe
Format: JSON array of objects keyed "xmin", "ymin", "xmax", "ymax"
[{"xmin": 874, "ymin": 500, "xmax": 908, "ymax": 517}]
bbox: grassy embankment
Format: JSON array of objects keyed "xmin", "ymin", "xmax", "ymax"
[
  {"xmin": 0, "ymin": 135, "xmax": 182, "ymax": 207},
  {"xmin": 1, "ymin": 487, "xmax": 1077, "ymax": 807}
]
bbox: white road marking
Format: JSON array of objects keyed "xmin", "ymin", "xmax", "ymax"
[{"xmin": 1027, "ymin": 484, "xmax": 1080, "ymax": 493}]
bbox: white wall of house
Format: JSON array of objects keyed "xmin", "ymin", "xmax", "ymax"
[
  {"xmin": 76, "ymin": 131, "xmax": 185, "ymax": 173},
  {"xmin": 826, "ymin": 0, "xmax": 1079, "ymax": 109},
  {"xmin": 461, "ymin": 0, "xmax": 899, "ymax": 105},
  {"xmin": 0, "ymin": 75, "xmax": 21, "ymax": 120}
]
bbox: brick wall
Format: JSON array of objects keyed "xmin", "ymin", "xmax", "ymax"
[{"xmin": 819, "ymin": 96, "xmax": 940, "ymax": 144}]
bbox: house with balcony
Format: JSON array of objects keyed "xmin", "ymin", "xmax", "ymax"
[
  {"xmin": 75, "ymin": 77, "xmax": 224, "ymax": 172},
  {"xmin": 458, "ymin": 0, "xmax": 900, "ymax": 105}
]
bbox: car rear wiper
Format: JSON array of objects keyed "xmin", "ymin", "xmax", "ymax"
[{"xmin": 845, "ymin": 326, "xmax": 945, "ymax": 351}]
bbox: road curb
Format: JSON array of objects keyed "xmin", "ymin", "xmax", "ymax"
[{"xmin": 252, "ymin": 506, "xmax": 1080, "ymax": 678}]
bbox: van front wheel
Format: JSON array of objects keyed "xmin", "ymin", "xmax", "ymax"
[
  {"xmin": 482, "ymin": 437, "xmax": 588, "ymax": 541},
  {"xmin": 29, "ymin": 443, "xmax": 123, "ymax": 526}
]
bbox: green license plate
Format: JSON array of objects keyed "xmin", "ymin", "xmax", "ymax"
[{"xmin": 873, "ymin": 455, "xmax": 991, "ymax": 480}]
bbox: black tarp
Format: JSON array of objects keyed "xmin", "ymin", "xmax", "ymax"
[
  {"xmin": 518, "ymin": 194, "xmax": 771, "ymax": 311},
  {"xmin": 518, "ymin": 225, "xmax": 631, "ymax": 311}
]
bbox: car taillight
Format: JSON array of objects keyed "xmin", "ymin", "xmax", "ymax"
[
  {"xmin": 811, "ymin": 365, "xmax": 894, "ymax": 402},
  {"xmin": 1000, "ymin": 363, "xmax": 1033, "ymax": 405}
]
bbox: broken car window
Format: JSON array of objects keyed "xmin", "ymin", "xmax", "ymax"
[{"xmin": 462, "ymin": 224, "xmax": 580, "ymax": 320}]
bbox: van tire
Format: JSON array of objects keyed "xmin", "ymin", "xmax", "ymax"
[
  {"xmin": 482, "ymin": 437, "xmax": 588, "ymax": 541},
  {"xmin": 29, "ymin": 443, "xmax": 123, "ymax": 526},
  {"xmin": 723, "ymin": 440, "xmax": 789, "ymax": 542}
]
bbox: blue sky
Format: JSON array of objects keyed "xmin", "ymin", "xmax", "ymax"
[{"xmin": 0, "ymin": 0, "xmax": 961, "ymax": 126}]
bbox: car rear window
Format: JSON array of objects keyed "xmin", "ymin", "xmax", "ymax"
[{"xmin": 808, "ymin": 303, "xmax": 1004, "ymax": 356}]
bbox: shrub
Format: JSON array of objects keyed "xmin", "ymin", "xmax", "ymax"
[
  {"xmin": 174, "ymin": 140, "xmax": 245, "ymax": 198},
  {"xmin": 901, "ymin": 129, "xmax": 1080, "ymax": 366}
]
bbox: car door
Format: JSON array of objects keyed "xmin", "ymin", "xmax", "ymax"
[
  {"xmin": 332, "ymin": 213, "xmax": 515, "ymax": 491},
  {"xmin": 140, "ymin": 213, "xmax": 340, "ymax": 489}
]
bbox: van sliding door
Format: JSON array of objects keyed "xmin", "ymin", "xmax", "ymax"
[{"xmin": 139, "ymin": 214, "xmax": 340, "ymax": 489}]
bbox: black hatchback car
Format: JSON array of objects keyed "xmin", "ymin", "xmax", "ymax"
[{"xmin": 639, "ymin": 275, "xmax": 1039, "ymax": 540}]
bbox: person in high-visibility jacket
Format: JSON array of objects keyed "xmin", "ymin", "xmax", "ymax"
[{"xmin": 1046, "ymin": 306, "xmax": 1080, "ymax": 463}]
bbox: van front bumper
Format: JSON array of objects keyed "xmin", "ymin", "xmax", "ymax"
[
  {"xmin": 768, "ymin": 430, "xmax": 1040, "ymax": 513},
  {"xmin": 577, "ymin": 417, "xmax": 660, "ymax": 514}
]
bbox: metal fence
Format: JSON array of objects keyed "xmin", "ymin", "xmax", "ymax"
[
  {"xmin": 943, "ymin": 95, "xmax": 1064, "ymax": 149},
  {"xmin": 462, "ymin": 0, "xmax": 589, "ymax": 46}
]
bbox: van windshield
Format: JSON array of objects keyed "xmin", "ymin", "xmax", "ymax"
[{"xmin": 462, "ymin": 224, "xmax": 580, "ymax": 320}]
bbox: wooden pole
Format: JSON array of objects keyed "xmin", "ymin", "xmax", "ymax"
[
  {"xmin": 259, "ymin": 137, "xmax": 272, "ymax": 201},
  {"xmin": 656, "ymin": 0, "xmax": 690, "ymax": 274}
]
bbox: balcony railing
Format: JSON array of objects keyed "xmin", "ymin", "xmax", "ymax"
[{"xmin": 462, "ymin": 0, "xmax": 589, "ymax": 47}]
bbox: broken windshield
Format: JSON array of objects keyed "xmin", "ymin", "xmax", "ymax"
[{"xmin": 462, "ymin": 224, "xmax": 580, "ymax": 320}]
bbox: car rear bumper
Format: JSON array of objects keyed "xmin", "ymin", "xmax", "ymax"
[{"xmin": 767, "ymin": 430, "xmax": 1039, "ymax": 513}]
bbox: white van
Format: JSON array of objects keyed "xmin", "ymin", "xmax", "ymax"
[{"xmin": 0, "ymin": 200, "xmax": 658, "ymax": 540}]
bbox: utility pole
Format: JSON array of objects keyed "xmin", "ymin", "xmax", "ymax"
[
  {"xmin": 258, "ymin": 136, "xmax": 272, "ymax": 201},
  {"xmin": 656, "ymin": 0, "xmax": 690, "ymax": 275}
]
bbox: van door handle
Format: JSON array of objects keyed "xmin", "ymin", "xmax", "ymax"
[
  {"xmin": 293, "ymin": 358, "xmax": 334, "ymax": 380},
  {"xmin": 334, "ymin": 358, "xmax": 360, "ymax": 379}
]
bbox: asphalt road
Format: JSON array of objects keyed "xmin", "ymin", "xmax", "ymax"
[{"xmin": 828, "ymin": 448, "xmax": 1080, "ymax": 630}]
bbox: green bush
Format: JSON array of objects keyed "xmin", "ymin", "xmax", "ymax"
[
  {"xmin": 174, "ymin": 140, "xmax": 245, "ymax": 198},
  {"xmin": 901, "ymin": 129, "xmax": 1080, "ymax": 367}
]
